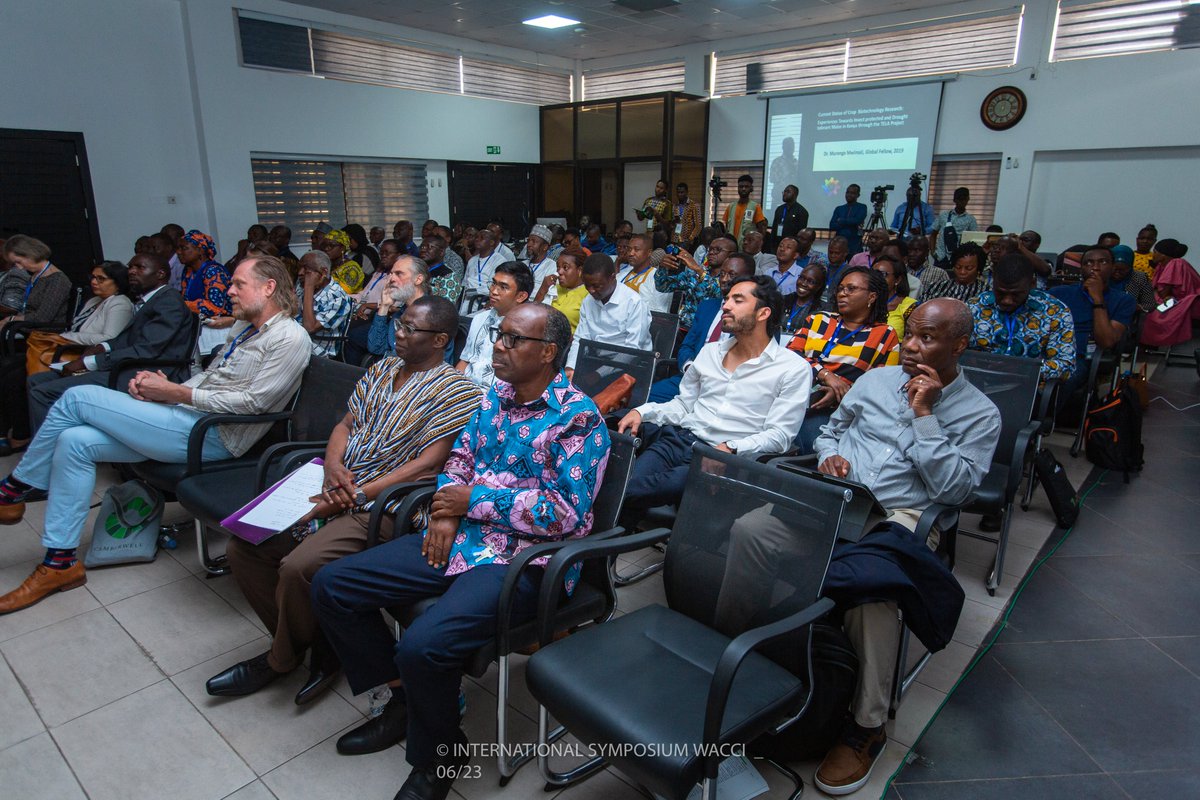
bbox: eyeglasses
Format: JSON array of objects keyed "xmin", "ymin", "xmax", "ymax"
[
  {"xmin": 836, "ymin": 284, "xmax": 869, "ymax": 295},
  {"xmin": 489, "ymin": 280, "xmax": 516, "ymax": 292},
  {"xmin": 488, "ymin": 328, "xmax": 552, "ymax": 348},
  {"xmin": 90, "ymin": 274, "xmax": 113, "ymax": 283},
  {"xmin": 395, "ymin": 321, "xmax": 442, "ymax": 337}
]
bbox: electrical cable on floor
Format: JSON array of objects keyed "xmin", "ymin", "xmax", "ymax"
[
  {"xmin": 1148, "ymin": 396, "xmax": 1200, "ymax": 412},
  {"xmin": 881, "ymin": 469, "xmax": 1109, "ymax": 795}
]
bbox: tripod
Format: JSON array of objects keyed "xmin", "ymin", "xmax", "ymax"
[
  {"xmin": 865, "ymin": 201, "xmax": 887, "ymax": 233},
  {"xmin": 710, "ymin": 186, "xmax": 723, "ymax": 229}
]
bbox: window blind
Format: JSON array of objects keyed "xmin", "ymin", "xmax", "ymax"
[
  {"xmin": 583, "ymin": 61, "xmax": 686, "ymax": 100},
  {"xmin": 927, "ymin": 158, "xmax": 1002, "ymax": 229},
  {"xmin": 714, "ymin": 42, "xmax": 847, "ymax": 97},
  {"xmin": 1051, "ymin": 0, "xmax": 1192, "ymax": 61},
  {"xmin": 461, "ymin": 57, "xmax": 571, "ymax": 105},
  {"xmin": 342, "ymin": 162, "xmax": 429, "ymax": 229},
  {"xmin": 310, "ymin": 29, "xmax": 461, "ymax": 94}
]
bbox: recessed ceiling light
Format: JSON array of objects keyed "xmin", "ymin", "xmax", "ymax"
[{"xmin": 522, "ymin": 14, "xmax": 581, "ymax": 29}]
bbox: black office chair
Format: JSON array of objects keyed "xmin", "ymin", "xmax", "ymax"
[
  {"xmin": 1069, "ymin": 346, "xmax": 1117, "ymax": 457},
  {"xmin": 367, "ymin": 430, "xmax": 640, "ymax": 784},
  {"xmin": 571, "ymin": 339, "xmax": 657, "ymax": 411},
  {"xmin": 309, "ymin": 306, "xmax": 354, "ymax": 361},
  {"xmin": 0, "ymin": 286, "xmax": 80, "ymax": 355},
  {"xmin": 649, "ymin": 310, "xmax": 680, "ymax": 359},
  {"xmin": 526, "ymin": 445, "xmax": 847, "ymax": 800},
  {"xmin": 134, "ymin": 358, "xmax": 366, "ymax": 574},
  {"xmin": 958, "ymin": 352, "xmax": 1042, "ymax": 595}
]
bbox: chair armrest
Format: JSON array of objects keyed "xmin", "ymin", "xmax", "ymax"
[
  {"xmin": 701, "ymin": 596, "xmax": 837, "ymax": 764},
  {"xmin": 534, "ymin": 527, "xmax": 673, "ymax": 644},
  {"xmin": 1036, "ymin": 382, "xmax": 1059, "ymax": 433},
  {"xmin": 653, "ymin": 357, "xmax": 680, "ymax": 381},
  {"xmin": 365, "ymin": 482, "xmax": 437, "ymax": 547},
  {"xmin": 255, "ymin": 441, "xmax": 329, "ymax": 491},
  {"xmin": 1, "ymin": 321, "xmax": 67, "ymax": 354},
  {"xmin": 106, "ymin": 357, "xmax": 193, "ymax": 389},
  {"xmin": 185, "ymin": 411, "xmax": 292, "ymax": 475},
  {"xmin": 914, "ymin": 503, "xmax": 960, "ymax": 544},
  {"xmin": 1005, "ymin": 421, "xmax": 1042, "ymax": 498},
  {"xmin": 768, "ymin": 453, "xmax": 819, "ymax": 469}
]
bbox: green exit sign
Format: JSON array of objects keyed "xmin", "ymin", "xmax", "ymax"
[{"xmin": 486, "ymin": 145, "xmax": 501, "ymax": 155}]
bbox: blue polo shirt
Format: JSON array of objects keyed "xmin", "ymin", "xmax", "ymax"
[{"xmin": 1049, "ymin": 283, "xmax": 1134, "ymax": 359}]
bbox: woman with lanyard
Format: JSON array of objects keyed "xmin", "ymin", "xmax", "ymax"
[
  {"xmin": 786, "ymin": 266, "xmax": 899, "ymax": 453},
  {"xmin": 873, "ymin": 255, "xmax": 917, "ymax": 338},
  {"xmin": 780, "ymin": 263, "xmax": 827, "ymax": 341},
  {"xmin": 0, "ymin": 235, "xmax": 72, "ymax": 334},
  {"xmin": 177, "ymin": 230, "xmax": 233, "ymax": 356}
]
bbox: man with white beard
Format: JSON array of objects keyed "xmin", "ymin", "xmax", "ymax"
[{"xmin": 364, "ymin": 256, "xmax": 432, "ymax": 358}]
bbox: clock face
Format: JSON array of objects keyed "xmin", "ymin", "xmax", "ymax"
[{"xmin": 981, "ymin": 86, "xmax": 1027, "ymax": 131}]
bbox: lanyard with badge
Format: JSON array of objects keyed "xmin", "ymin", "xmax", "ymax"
[
  {"xmin": 1001, "ymin": 312, "xmax": 1020, "ymax": 355},
  {"xmin": 21, "ymin": 262, "xmax": 53, "ymax": 312},
  {"xmin": 676, "ymin": 204, "xmax": 686, "ymax": 237},
  {"xmin": 821, "ymin": 320, "xmax": 866, "ymax": 360},
  {"xmin": 474, "ymin": 252, "xmax": 494, "ymax": 290},
  {"xmin": 222, "ymin": 324, "xmax": 261, "ymax": 363}
]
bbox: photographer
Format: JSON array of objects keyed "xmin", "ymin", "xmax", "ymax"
[{"xmin": 890, "ymin": 176, "xmax": 936, "ymax": 240}]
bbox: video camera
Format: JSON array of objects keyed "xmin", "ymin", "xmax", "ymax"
[
  {"xmin": 870, "ymin": 184, "xmax": 894, "ymax": 206},
  {"xmin": 908, "ymin": 172, "xmax": 927, "ymax": 191}
]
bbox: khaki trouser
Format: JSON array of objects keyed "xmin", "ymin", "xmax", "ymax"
[{"xmin": 225, "ymin": 513, "xmax": 393, "ymax": 672}]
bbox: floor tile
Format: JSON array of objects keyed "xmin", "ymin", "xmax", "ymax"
[
  {"xmin": 0, "ymin": 519, "xmax": 49, "ymax": 570},
  {"xmin": 82, "ymin": 553, "xmax": 193, "ymax": 605},
  {"xmin": 888, "ymin": 680, "xmax": 945, "ymax": 749},
  {"xmin": 1080, "ymin": 495, "xmax": 1200, "ymax": 554},
  {"xmin": 0, "ymin": 651, "xmax": 44, "ymax": 750},
  {"xmin": 261, "ymin": 723, "xmax": 412, "ymax": 800},
  {"xmin": 53, "ymin": 680, "xmax": 255, "ymax": 800},
  {"xmin": 172, "ymin": 638, "xmax": 364, "ymax": 775},
  {"xmin": 1049, "ymin": 554, "xmax": 1200, "ymax": 636},
  {"xmin": 107, "ymin": 575, "xmax": 262, "ymax": 675},
  {"xmin": 896, "ymin": 654, "xmax": 1099, "ymax": 782},
  {"xmin": 1000, "ymin": 564, "xmax": 1139, "ymax": 643},
  {"xmin": 1111, "ymin": 768, "xmax": 1200, "ymax": 799},
  {"xmin": 895, "ymin": 773, "xmax": 1127, "ymax": 799},
  {"xmin": 1148, "ymin": 635, "xmax": 1200, "ymax": 679},
  {"xmin": 0, "ymin": 731, "xmax": 87, "ymax": 799},
  {"xmin": 0, "ymin": 563, "xmax": 101, "ymax": 644},
  {"xmin": 949, "ymin": 598, "xmax": 1000, "ymax": 649},
  {"xmin": 0, "ymin": 607, "xmax": 163, "ymax": 728},
  {"xmin": 912, "ymin": 639, "xmax": 978, "ymax": 694},
  {"xmin": 204, "ymin": 571, "xmax": 270, "ymax": 634},
  {"xmin": 992, "ymin": 638, "xmax": 1200, "ymax": 772},
  {"xmin": 1050, "ymin": 507, "xmax": 1162, "ymax": 557},
  {"xmin": 551, "ymin": 764, "xmax": 646, "ymax": 799},
  {"xmin": 222, "ymin": 780, "xmax": 277, "ymax": 800}
]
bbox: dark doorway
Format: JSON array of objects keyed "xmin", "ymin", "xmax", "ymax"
[
  {"xmin": 0, "ymin": 129, "xmax": 103, "ymax": 286},
  {"xmin": 448, "ymin": 163, "xmax": 537, "ymax": 239}
]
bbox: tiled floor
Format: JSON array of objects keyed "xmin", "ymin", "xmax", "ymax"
[
  {"xmin": 0, "ymin": 357, "xmax": 1151, "ymax": 800},
  {"xmin": 890, "ymin": 354, "xmax": 1200, "ymax": 799}
]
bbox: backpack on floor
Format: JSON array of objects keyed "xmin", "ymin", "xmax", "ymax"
[
  {"xmin": 84, "ymin": 480, "xmax": 164, "ymax": 567},
  {"xmin": 1034, "ymin": 448, "xmax": 1080, "ymax": 528},
  {"xmin": 1083, "ymin": 384, "xmax": 1145, "ymax": 482},
  {"xmin": 750, "ymin": 622, "xmax": 860, "ymax": 761}
]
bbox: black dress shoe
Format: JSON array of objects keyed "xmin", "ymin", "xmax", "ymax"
[
  {"xmin": 393, "ymin": 734, "xmax": 469, "ymax": 800},
  {"xmin": 294, "ymin": 664, "xmax": 340, "ymax": 706},
  {"xmin": 205, "ymin": 652, "xmax": 286, "ymax": 697},
  {"xmin": 337, "ymin": 691, "xmax": 408, "ymax": 755}
]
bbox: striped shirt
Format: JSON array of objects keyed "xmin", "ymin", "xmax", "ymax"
[
  {"xmin": 917, "ymin": 272, "xmax": 988, "ymax": 304},
  {"xmin": 786, "ymin": 312, "xmax": 900, "ymax": 382},
  {"xmin": 343, "ymin": 359, "xmax": 482, "ymax": 511},
  {"xmin": 183, "ymin": 312, "xmax": 311, "ymax": 457}
]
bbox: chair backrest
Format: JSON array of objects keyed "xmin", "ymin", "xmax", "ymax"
[
  {"xmin": 452, "ymin": 314, "xmax": 473, "ymax": 364},
  {"xmin": 649, "ymin": 310, "xmax": 680, "ymax": 358},
  {"xmin": 572, "ymin": 339, "xmax": 657, "ymax": 410},
  {"xmin": 288, "ymin": 357, "xmax": 368, "ymax": 441},
  {"xmin": 664, "ymin": 445, "xmax": 849, "ymax": 671},
  {"xmin": 959, "ymin": 350, "xmax": 1040, "ymax": 458},
  {"xmin": 590, "ymin": 430, "xmax": 638, "ymax": 534},
  {"xmin": 309, "ymin": 304, "xmax": 354, "ymax": 359},
  {"xmin": 464, "ymin": 293, "xmax": 488, "ymax": 315}
]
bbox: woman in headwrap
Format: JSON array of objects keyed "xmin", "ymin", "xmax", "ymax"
[
  {"xmin": 1140, "ymin": 238, "xmax": 1200, "ymax": 348},
  {"xmin": 177, "ymin": 230, "xmax": 234, "ymax": 354},
  {"xmin": 318, "ymin": 229, "xmax": 365, "ymax": 294}
]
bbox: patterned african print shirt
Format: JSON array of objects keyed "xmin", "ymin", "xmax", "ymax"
[
  {"xmin": 295, "ymin": 281, "xmax": 352, "ymax": 357},
  {"xmin": 183, "ymin": 261, "xmax": 232, "ymax": 319},
  {"xmin": 969, "ymin": 289, "xmax": 1076, "ymax": 383},
  {"xmin": 428, "ymin": 262, "xmax": 462, "ymax": 305},
  {"xmin": 786, "ymin": 312, "xmax": 900, "ymax": 383},
  {"xmin": 332, "ymin": 259, "xmax": 365, "ymax": 294},
  {"xmin": 653, "ymin": 265, "xmax": 720, "ymax": 330},
  {"xmin": 433, "ymin": 371, "xmax": 611, "ymax": 593},
  {"xmin": 343, "ymin": 359, "xmax": 482, "ymax": 512}
]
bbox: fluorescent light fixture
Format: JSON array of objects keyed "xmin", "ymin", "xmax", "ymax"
[{"xmin": 523, "ymin": 14, "xmax": 580, "ymax": 29}]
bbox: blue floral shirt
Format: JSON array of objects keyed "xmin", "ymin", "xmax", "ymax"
[
  {"xmin": 295, "ymin": 281, "xmax": 352, "ymax": 358},
  {"xmin": 654, "ymin": 266, "xmax": 720, "ymax": 329},
  {"xmin": 968, "ymin": 288, "xmax": 1076, "ymax": 382},
  {"xmin": 433, "ymin": 371, "xmax": 611, "ymax": 593}
]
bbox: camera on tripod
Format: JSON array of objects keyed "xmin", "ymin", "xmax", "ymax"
[
  {"xmin": 907, "ymin": 172, "xmax": 927, "ymax": 191},
  {"xmin": 708, "ymin": 175, "xmax": 728, "ymax": 197},
  {"xmin": 870, "ymin": 184, "xmax": 894, "ymax": 206}
]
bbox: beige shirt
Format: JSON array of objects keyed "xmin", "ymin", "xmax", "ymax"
[{"xmin": 183, "ymin": 312, "xmax": 311, "ymax": 456}]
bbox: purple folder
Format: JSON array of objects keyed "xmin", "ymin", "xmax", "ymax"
[{"xmin": 221, "ymin": 458, "xmax": 324, "ymax": 544}]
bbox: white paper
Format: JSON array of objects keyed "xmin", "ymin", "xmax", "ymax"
[
  {"xmin": 238, "ymin": 460, "xmax": 325, "ymax": 530},
  {"xmin": 656, "ymin": 755, "xmax": 769, "ymax": 800},
  {"xmin": 48, "ymin": 362, "xmax": 67, "ymax": 372}
]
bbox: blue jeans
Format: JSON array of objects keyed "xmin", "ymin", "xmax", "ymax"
[
  {"xmin": 793, "ymin": 410, "xmax": 832, "ymax": 455},
  {"xmin": 13, "ymin": 385, "xmax": 230, "ymax": 549}
]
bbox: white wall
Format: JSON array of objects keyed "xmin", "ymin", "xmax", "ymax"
[{"xmin": 699, "ymin": 0, "xmax": 1200, "ymax": 252}]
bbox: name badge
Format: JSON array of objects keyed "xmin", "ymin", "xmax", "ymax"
[
  {"xmin": 674, "ymin": 223, "xmax": 683, "ymax": 235},
  {"xmin": 776, "ymin": 223, "xmax": 783, "ymax": 236},
  {"xmin": 1086, "ymin": 341, "xmax": 1097, "ymax": 357}
]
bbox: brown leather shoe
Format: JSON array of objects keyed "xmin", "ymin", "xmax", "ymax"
[
  {"xmin": 0, "ymin": 563, "xmax": 87, "ymax": 614},
  {"xmin": 0, "ymin": 501, "xmax": 25, "ymax": 525},
  {"xmin": 814, "ymin": 721, "xmax": 887, "ymax": 796}
]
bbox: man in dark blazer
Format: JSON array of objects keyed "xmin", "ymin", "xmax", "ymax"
[
  {"xmin": 27, "ymin": 253, "xmax": 194, "ymax": 432},
  {"xmin": 769, "ymin": 184, "xmax": 809, "ymax": 252},
  {"xmin": 645, "ymin": 251, "xmax": 755, "ymax": 403}
]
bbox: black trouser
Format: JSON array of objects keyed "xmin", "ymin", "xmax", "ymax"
[{"xmin": 623, "ymin": 423, "xmax": 699, "ymax": 514}]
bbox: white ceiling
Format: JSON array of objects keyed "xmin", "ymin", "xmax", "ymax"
[{"xmin": 286, "ymin": 0, "xmax": 966, "ymax": 60}]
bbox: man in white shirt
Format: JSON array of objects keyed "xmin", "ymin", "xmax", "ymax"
[
  {"xmin": 617, "ymin": 275, "xmax": 810, "ymax": 513},
  {"xmin": 523, "ymin": 224, "xmax": 558, "ymax": 294},
  {"xmin": 461, "ymin": 229, "xmax": 506, "ymax": 308},
  {"xmin": 485, "ymin": 223, "xmax": 517, "ymax": 264},
  {"xmin": 455, "ymin": 261, "xmax": 532, "ymax": 388},
  {"xmin": 617, "ymin": 234, "xmax": 672, "ymax": 313},
  {"xmin": 566, "ymin": 253, "xmax": 653, "ymax": 371}
]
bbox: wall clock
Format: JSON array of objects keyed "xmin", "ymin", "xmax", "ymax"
[{"xmin": 981, "ymin": 86, "xmax": 1027, "ymax": 131}]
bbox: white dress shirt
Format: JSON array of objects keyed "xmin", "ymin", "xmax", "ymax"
[
  {"xmin": 635, "ymin": 336, "xmax": 811, "ymax": 456},
  {"xmin": 754, "ymin": 252, "xmax": 780, "ymax": 276},
  {"xmin": 457, "ymin": 308, "xmax": 499, "ymax": 388},
  {"xmin": 568, "ymin": 283, "xmax": 652, "ymax": 368},
  {"xmin": 463, "ymin": 251, "xmax": 502, "ymax": 301},
  {"xmin": 526, "ymin": 256, "xmax": 558, "ymax": 292},
  {"xmin": 617, "ymin": 264, "xmax": 673, "ymax": 313}
]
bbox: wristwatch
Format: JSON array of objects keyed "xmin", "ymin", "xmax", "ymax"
[{"xmin": 353, "ymin": 490, "xmax": 369, "ymax": 506}]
